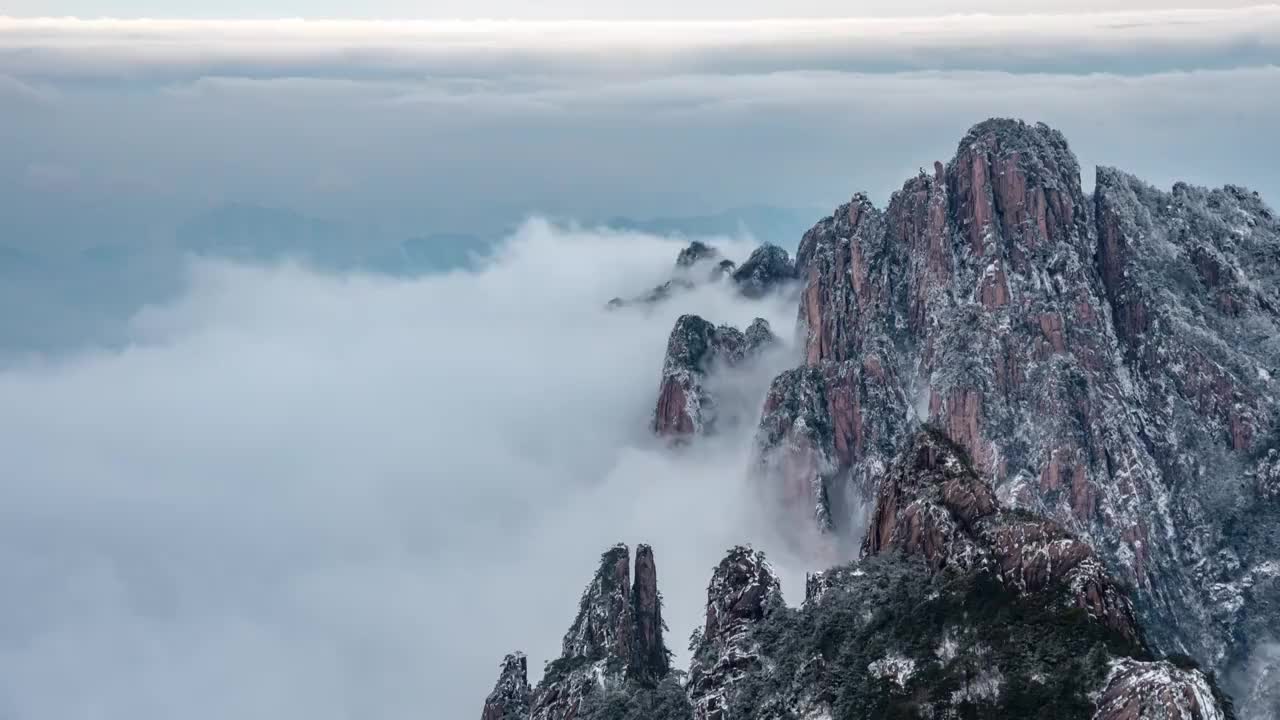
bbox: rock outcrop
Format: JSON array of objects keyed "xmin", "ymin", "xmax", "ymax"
[
  {"xmin": 483, "ymin": 653, "xmax": 533, "ymax": 720},
  {"xmin": 490, "ymin": 544, "xmax": 676, "ymax": 720},
  {"xmin": 653, "ymin": 315, "xmax": 776, "ymax": 439},
  {"xmin": 731, "ymin": 244, "xmax": 796, "ymax": 299},
  {"xmin": 629, "ymin": 544, "xmax": 670, "ymax": 685},
  {"xmin": 686, "ymin": 547, "xmax": 782, "ymax": 720},
  {"xmin": 676, "ymin": 241, "xmax": 721, "ymax": 269},
  {"xmin": 678, "ymin": 433, "xmax": 1231, "ymax": 719},
  {"xmin": 862, "ymin": 430, "xmax": 1141, "ymax": 644},
  {"xmin": 610, "ymin": 240, "xmax": 798, "ymax": 309},
  {"xmin": 1095, "ymin": 659, "xmax": 1228, "ymax": 720}
]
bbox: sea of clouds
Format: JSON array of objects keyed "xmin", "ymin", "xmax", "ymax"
[{"xmin": 0, "ymin": 222, "xmax": 814, "ymax": 719}]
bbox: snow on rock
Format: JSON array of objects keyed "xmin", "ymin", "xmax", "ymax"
[
  {"xmin": 867, "ymin": 654, "xmax": 916, "ymax": 688},
  {"xmin": 482, "ymin": 652, "xmax": 532, "ymax": 720},
  {"xmin": 950, "ymin": 665, "xmax": 1004, "ymax": 705},
  {"xmin": 1094, "ymin": 659, "xmax": 1226, "ymax": 720},
  {"xmin": 1254, "ymin": 450, "xmax": 1280, "ymax": 501},
  {"xmin": 687, "ymin": 546, "xmax": 783, "ymax": 720},
  {"xmin": 732, "ymin": 244, "xmax": 797, "ymax": 299},
  {"xmin": 653, "ymin": 315, "xmax": 777, "ymax": 439},
  {"xmin": 490, "ymin": 543, "xmax": 674, "ymax": 720},
  {"xmin": 736, "ymin": 117, "xmax": 1279, "ymax": 700},
  {"xmin": 862, "ymin": 430, "xmax": 1142, "ymax": 644}
]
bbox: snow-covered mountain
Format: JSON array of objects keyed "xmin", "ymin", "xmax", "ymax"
[{"xmin": 481, "ymin": 119, "xmax": 1279, "ymax": 719}]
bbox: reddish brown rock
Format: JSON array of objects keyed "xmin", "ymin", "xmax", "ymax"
[
  {"xmin": 712, "ymin": 119, "xmax": 1275, "ymax": 694},
  {"xmin": 1095, "ymin": 659, "xmax": 1227, "ymax": 720},
  {"xmin": 862, "ymin": 431, "xmax": 1141, "ymax": 644},
  {"xmin": 652, "ymin": 315, "xmax": 776, "ymax": 439},
  {"xmin": 629, "ymin": 544, "xmax": 669, "ymax": 685}
]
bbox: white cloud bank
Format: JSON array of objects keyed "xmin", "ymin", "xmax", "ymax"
[
  {"xmin": 3, "ymin": 6, "xmax": 1278, "ymax": 243},
  {"xmin": 3, "ymin": 8, "xmax": 1279, "ymax": 80},
  {"xmin": 0, "ymin": 221, "xmax": 811, "ymax": 720}
]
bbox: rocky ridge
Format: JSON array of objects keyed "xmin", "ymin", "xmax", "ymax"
[
  {"xmin": 482, "ymin": 118, "xmax": 1275, "ymax": 719},
  {"xmin": 484, "ymin": 431, "xmax": 1232, "ymax": 719},
  {"xmin": 609, "ymin": 241, "xmax": 797, "ymax": 309}
]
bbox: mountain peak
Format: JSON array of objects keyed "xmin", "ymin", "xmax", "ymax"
[
  {"xmin": 628, "ymin": 543, "xmax": 669, "ymax": 686},
  {"xmin": 731, "ymin": 244, "xmax": 796, "ymax": 299},
  {"xmin": 560, "ymin": 544, "xmax": 633, "ymax": 664},
  {"xmin": 481, "ymin": 653, "xmax": 531, "ymax": 720},
  {"xmin": 652, "ymin": 315, "xmax": 777, "ymax": 439},
  {"xmin": 522, "ymin": 544, "xmax": 674, "ymax": 720}
]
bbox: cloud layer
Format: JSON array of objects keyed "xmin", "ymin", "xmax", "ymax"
[
  {"xmin": 5, "ymin": 9, "xmax": 1280, "ymax": 80},
  {"xmin": 4, "ymin": 8, "xmax": 1278, "ymax": 249},
  {"xmin": 0, "ymin": 222, "xmax": 812, "ymax": 719}
]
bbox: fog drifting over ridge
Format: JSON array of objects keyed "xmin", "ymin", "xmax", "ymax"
[{"xmin": 0, "ymin": 221, "xmax": 810, "ymax": 720}]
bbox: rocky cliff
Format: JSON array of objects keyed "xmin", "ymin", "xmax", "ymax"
[
  {"xmin": 483, "ymin": 118, "xmax": 1275, "ymax": 719},
  {"xmin": 747, "ymin": 120, "xmax": 1278, "ymax": 710},
  {"xmin": 653, "ymin": 315, "xmax": 777, "ymax": 439}
]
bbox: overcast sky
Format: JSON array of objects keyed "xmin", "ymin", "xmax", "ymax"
[
  {"xmin": 2, "ymin": 0, "xmax": 1270, "ymax": 18},
  {"xmin": 4, "ymin": 7, "xmax": 1278, "ymax": 247}
]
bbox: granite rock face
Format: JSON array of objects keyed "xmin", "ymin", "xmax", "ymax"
[
  {"xmin": 747, "ymin": 119, "xmax": 1278, "ymax": 705},
  {"xmin": 653, "ymin": 315, "xmax": 777, "ymax": 439},
  {"xmin": 686, "ymin": 547, "xmax": 782, "ymax": 720},
  {"xmin": 862, "ymin": 430, "xmax": 1141, "ymax": 644},
  {"xmin": 1095, "ymin": 659, "xmax": 1228, "ymax": 720}
]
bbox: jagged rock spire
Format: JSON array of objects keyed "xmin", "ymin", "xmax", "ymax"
[
  {"xmin": 560, "ymin": 543, "xmax": 633, "ymax": 664},
  {"xmin": 519, "ymin": 543, "xmax": 673, "ymax": 720},
  {"xmin": 688, "ymin": 546, "xmax": 783, "ymax": 720},
  {"xmin": 653, "ymin": 315, "xmax": 777, "ymax": 439},
  {"xmin": 629, "ymin": 544, "xmax": 669, "ymax": 685},
  {"xmin": 745, "ymin": 117, "xmax": 1280, "ymax": 683},
  {"xmin": 481, "ymin": 653, "xmax": 532, "ymax": 720}
]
